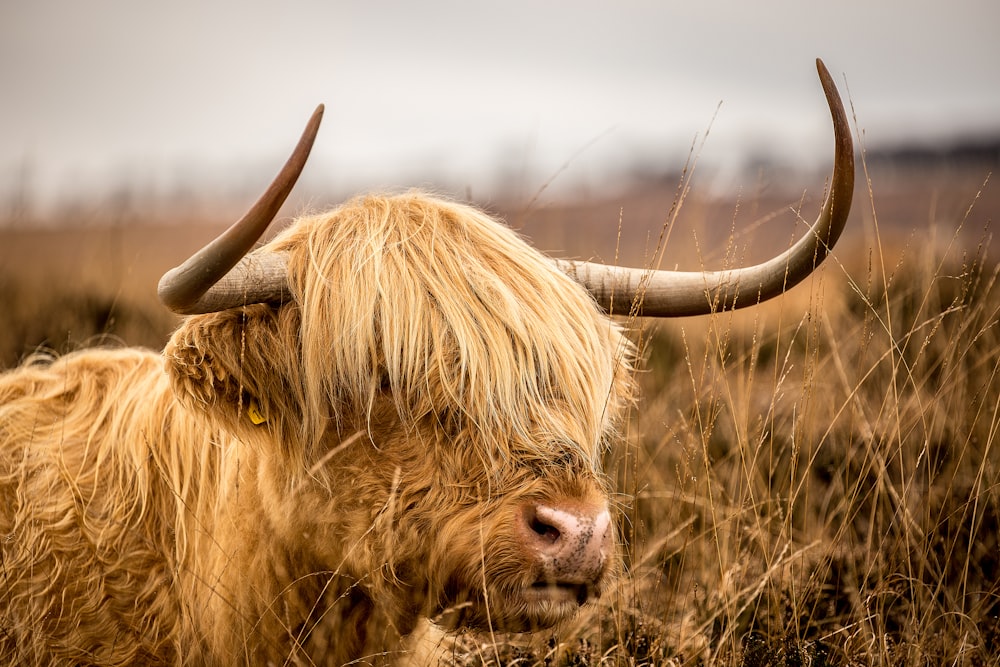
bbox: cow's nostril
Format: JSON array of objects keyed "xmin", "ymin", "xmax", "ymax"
[
  {"xmin": 530, "ymin": 515, "xmax": 561, "ymax": 543},
  {"xmin": 523, "ymin": 503, "xmax": 612, "ymax": 584}
]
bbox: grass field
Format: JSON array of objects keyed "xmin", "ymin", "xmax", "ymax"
[{"xmin": 1, "ymin": 157, "xmax": 997, "ymax": 664}]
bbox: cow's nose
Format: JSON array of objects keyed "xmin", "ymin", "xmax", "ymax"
[{"xmin": 520, "ymin": 502, "xmax": 612, "ymax": 584}]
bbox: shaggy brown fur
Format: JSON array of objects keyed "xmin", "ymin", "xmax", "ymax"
[{"xmin": 0, "ymin": 192, "xmax": 635, "ymax": 665}]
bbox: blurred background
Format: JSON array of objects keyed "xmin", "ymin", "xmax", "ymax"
[
  {"xmin": 1, "ymin": 0, "xmax": 998, "ymax": 362},
  {"xmin": 2, "ymin": 0, "xmax": 997, "ymax": 211}
]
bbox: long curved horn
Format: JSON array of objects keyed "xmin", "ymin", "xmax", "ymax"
[
  {"xmin": 555, "ymin": 58, "xmax": 854, "ymax": 317},
  {"xmin": 157, "ymin": 105, "xmax": 323, "ymax": 314}
]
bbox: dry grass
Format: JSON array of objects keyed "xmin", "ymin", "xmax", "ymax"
[
  {"xmin": 1, "ymin": 163, "xmax": 997, "ymax": 665},
  {"xmin": 610, "ymin": 232, "xmax": 1000, "ymax": 665}
]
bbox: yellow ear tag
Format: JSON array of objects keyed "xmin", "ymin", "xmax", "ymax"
[{"xmin": 247, "ymin": 400, "xmax": 267, "ymax": 425}]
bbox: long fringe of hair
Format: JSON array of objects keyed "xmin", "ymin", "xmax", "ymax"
[{"xmin": 273, "ymin": 191, "xmax": 636, "ymax": 466}]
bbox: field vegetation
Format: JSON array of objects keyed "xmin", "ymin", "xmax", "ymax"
[{"xmin": 1, "ymin": 155, "xmax": 997, "ymax": 664}]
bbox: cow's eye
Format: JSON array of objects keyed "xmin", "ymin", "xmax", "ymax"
[
  {"xmin": 521, "ymin": 447, "xmax": 584, "ymax": 476},
  {"xmin": 554, "ymin": 443, "xmax": 590, "ymax": 469}
]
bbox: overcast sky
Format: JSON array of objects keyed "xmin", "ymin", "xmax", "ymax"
[{"xmin": 1, "ymin": 1, "xmax": 998, "ymax": 208}]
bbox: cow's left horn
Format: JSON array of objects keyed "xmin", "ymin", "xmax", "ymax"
[
  {"xmin": 555, "ymin": 58, "xmax": 854, "ymax": 317},
  {"xmin": 157, "ymin": 105, "xmax": 323, "ymax": 314}
]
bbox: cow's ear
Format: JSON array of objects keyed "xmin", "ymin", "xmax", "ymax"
[{"xmin": 164, "ymin": 305, "xmax": 302, "ymax": 435}]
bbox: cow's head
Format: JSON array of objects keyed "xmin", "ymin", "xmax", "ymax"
[{"xmin": 160, "ymin": 59, "xmax": 852, "ymax": 633}]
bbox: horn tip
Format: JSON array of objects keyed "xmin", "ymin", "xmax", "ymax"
[{"xmin": 815, "ymin": 58, "xmax": 833, "ymax": 88}]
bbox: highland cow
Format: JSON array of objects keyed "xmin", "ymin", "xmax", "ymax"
[{"xmin": 0, "ymin": 60, "xmax": 853, "ymax": 665}]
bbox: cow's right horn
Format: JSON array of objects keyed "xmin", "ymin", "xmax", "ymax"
[{"xmin": 157, "ymin": 105, "xmax": 322, "ymax": 315}]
